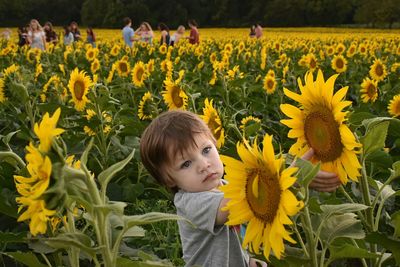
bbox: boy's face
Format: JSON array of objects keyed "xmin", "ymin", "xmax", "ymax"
[{"xmin": 165, "ymin": 133, "xmax": 224, "ymax": 192}]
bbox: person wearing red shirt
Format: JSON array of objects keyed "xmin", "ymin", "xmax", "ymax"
[{"xmin": 187, "ymin": 19, "xmax": 199, "ymax": 45}]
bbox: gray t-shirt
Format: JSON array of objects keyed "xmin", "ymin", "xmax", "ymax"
[{"xmin": 174, "ymin": 190, "xmax": 249, "ymax": 267}]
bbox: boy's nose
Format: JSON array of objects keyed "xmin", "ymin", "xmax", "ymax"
[{"xmin": 198, "ymin": 158, "xmax": 210, "ymax": 173}]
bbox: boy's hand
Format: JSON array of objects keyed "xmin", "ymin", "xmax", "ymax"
[
  {"xmin": 301, "ymin": 149, "xmax": 341, "ymax": 192},
  {"xmin": 250, "ymin": 257, "xmax": 267, "ymax": 267}
]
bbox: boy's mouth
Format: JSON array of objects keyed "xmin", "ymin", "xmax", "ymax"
[{"xmin": 203, "ymin": 172, "xmax": 217, "ymax": 182}]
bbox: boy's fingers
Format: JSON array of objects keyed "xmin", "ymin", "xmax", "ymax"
[
  {"xmin": 301, "ymin": 148, "xmax": 314, "ymax": 160},
  {"xmin": 316, "ymin": 170, "xmax": 338, "ymax": 179}
]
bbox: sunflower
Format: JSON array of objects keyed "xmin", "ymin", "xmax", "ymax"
[
  {"xmin": 159, "ymin": 44, "xmax": 167, "ymax": 54},
  {"xmin": 14, "ymin": 143, "xmax": 56, "ymax": 236},
  {"xmin": 34, "ymin": 108, "xmax": 65, "ymax": 153},
  {"xmin": 200, "ymin": 98, "xmax": 225, "ymax": 148},
  {"xmin": 240, "ymin": 116, "xmax": 261, "ymax": 136},
  {"xmin": 3, "ymin": 64, "xmax": 19, "ymax": 77},
  {"xmin": 263, "ymin": 75, "xmax": 276, "ymax": 95},
  {"xmin": 336, "ymin": 43, "xmax": 345, "ymax": 54},
  {"xmin": 360, "ymin": 77, "xmax": 378, "ymax": 103},
  {"xmin": 358, "ymin": 43, "xmax": 368, "ymax": 55},
  {"xmin": 307, "ymin": 53, "xmax": 318, "ymax": 72},
  {"xmin": 331, "ymin": 55, "xmax": 347, "ymax": 73},
  {"xmin": 91, "ymin": 58, "xmax": 100, "ymax": 74},
  {"xmin": 132, "ymin": 61, "xmax": 147, "ymax": 87},
  {"xmin": 369, "ymin": 59, "xmax": 387, "ymax": 82},
  {"xmin": 115, "ymin": 59, "xmax": 131, "ymax": 77},
  {"xmin": 220, "ymin": 134, "xmax": 303, "ymax": 259},
  {"xmin": 346, "ymin": 44, "xmax": 357, "ymax": 58},
  {"xmin": 138, "ymin": 91, "xmax": 156, "ymax": 120},
  {"xmin": 280, "ymin": 70, "xmax": 362, "ymax": 184},
  {"xmin": 326, "ymin": 45, "xmax": 335, "ymax": 56},
  {"xmin": 83, "ymin": 126, "xmax": 96, "ymax": 136},
  {"xmin": 146, "ymin": 59, "xmax": 155, "ymax": 73},
  {"xmin": 26, "ymin": 48, "xmax": 41, "ymax": 63},
  {"xmin": 162, "ymin": 79, "xmax": 188, "ymax": 110},
  {"xmin": 85, "ymin": 48, "xmax": 98, "ymax": 62},
  {"xmin": 0, "ymin": 78, "xmax": 6, "ymax": 102},
  {"xmin": 110, "ymin": 44, "xmax": 120, "ymax": 57},
  {"xmin": 388, "ymin": 94, "xmax": 400, "ymax": 117},
  {"xmin": 68, "ymin": 68, "xmax": 93, "ymax": 111}
]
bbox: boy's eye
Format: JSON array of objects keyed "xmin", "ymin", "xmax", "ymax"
[
  {"xmin": 180, "ymin": 161, "xmax": 191, "ymax": 169},
  {"xmin": 203, "ymin": 146, "xmax": 212, "ymax": 154}
]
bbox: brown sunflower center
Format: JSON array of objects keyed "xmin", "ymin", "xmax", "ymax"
[
  {"xmin": 119, "ymin": 62, "xmax": 128, "ymax": 73},
  {"xmin": 367, "ymin": 84, "xmax": 377, "ymax": 97},
  {"xmin": 335, "ymin": 59, "xmax": 344, "ymax": 69},
  {"xmin": 73, "ymin": 81, "xmax": 85, "ymax": 100},
  {"xmin": 375, "ymin": 64, "xmax": 383, "ymax": 76},
  {"xmin": 310, "ymin": 58, "xmax": 317, "ymax": 68},
  {"xmin": 246, "ymin": 166, "xmax": 281, "ymax": 223},
  {"xmin": 394, "ymin": 101, "xmax": 400, "ymax": 114},
  {"xmin": 88, "ymin": 51, "xmax": 94, "ymax": 58},
  {"xmin": 171, "ymin": 86, "xmax": 183, "ymax": 107},
  {"xmin": 267, "ymin": 80, "xmax": 275, "ymax": 89},
  {"xmin": 136, "ymin": 68, "xmax": 144, "ymax": 81},
  {"xmin": 304, "ymin": 107, "xmax": 343, "ymax": 162}
]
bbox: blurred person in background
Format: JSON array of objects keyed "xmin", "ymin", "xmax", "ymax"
[
  {"xmin": 86, "ymin": 27, "xmax": 96, "ymax": 47},
  {"xmin": 170, "ymin": 25, "xmax": 185, "ymax": 46},
  {"xmin": 27, "ymin": 19, "xmax": 46, "ymax": 50},
  {"xmin": 158, "ymin": 23, "xmax": 170, "ymax": 46},
  {"xmin": 70, "ymin": 21, "xmax": 81, "ymax": 42},
  {"xmin": 44, "ymin": 21, "xmax": 58, "ymax": 44},
  {"xmin": 135, "ymin": 22, "xmax": 154, "ymax": 44},
  {"xmin": 122, "ymin": 17, "xmax": 135, "ymax": 47}
]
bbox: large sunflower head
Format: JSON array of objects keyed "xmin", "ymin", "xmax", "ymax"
[
  {"xmin": 369, "ymin": 59, "xmax": 387, "ymax": 82},
  {"xmin": 200, "ymin": 98, "xmax": 225, "ymax": 148},
  {"xmin": 360, "ymin": 77, "xmax": 378, "ymax": 103},
  {"xmin": 162, "ymin": 79, "xmax": 188, "ymax": 110},
  {"xmin": 220, "ymin": 134, "xmax": 303, "ymax": 259},
  {"xmin": 388, "ymin": 94, "xmax": 400, "ymax": 117},
  {"xmin": 331, "ymin": 55, "xmax": 347, "ymax": 73},
  {"xmin": 68, "ymin": 68, "xmax": 94, "ymax": 111},
  {"xmin": 280, "ymin": 70, "xmax": 362, "ymax": 184},
  {"xmin": 131, "ymin": 61, "xmax": 147, "ymax": 87},
  {"xmin": 115, "ymin": 59, "xmax": 131, "ymax": 77}
]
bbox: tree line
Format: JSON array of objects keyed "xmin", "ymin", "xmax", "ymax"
[{"xmin": 0, "ymin": 0, "xmax": 399, "ymax": 28}]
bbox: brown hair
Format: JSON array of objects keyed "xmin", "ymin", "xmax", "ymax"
[{"xmin": 140, "ymin": 110, "xmax": 215, "ymax": 192}]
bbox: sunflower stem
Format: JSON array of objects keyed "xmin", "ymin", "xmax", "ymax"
[
  {"xmin": 293, "ymin": 219, "xmax": 309, "ymax": 258},
  {"xmin": 360, "ymin": 159, "xmax": 378, "ymax": 264},
  {"xmin": 301, "ymin": 206, "xmax": 318, "ymax": 267}
]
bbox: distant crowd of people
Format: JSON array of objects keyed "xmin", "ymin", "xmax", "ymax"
[
  {"xmin": 14, "ymin": 19, "xmax": 96, "ymax": 50},
  {"xmin": 122, "ymin": 18, "xmax": 200, "ymax": 48},
  {"xmin": 2, "ymin": 18, "xmax": 263, "ymax": 51}
]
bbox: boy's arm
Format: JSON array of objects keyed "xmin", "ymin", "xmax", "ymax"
[{"xmin": 215, "ymin": 197, "xmax": 230, "ymax": 225}]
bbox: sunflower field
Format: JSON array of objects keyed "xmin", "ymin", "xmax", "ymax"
[{"xmin": 0, "ymin": 27, "xmax": 399, "ymax": 267}]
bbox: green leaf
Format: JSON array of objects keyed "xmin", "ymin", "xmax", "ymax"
[
  {"xmin": 124, "ymin": 212, "xmax": 184, "ymax": 229},
  {"xmin": 44, "ymin": 233, "xmax": 98, "ymax": 257},
  {"xmin": 123, "ymin": 226, "xmax": 145, "ymax": 238},
  {"xmin": 390, "ymin": 161, "xmax": 400, "ymax": 182},
  {"xmin": 319, "ymin": 213, "xmax": 365, "ymax": 245},
  {"xmin": 80, "ymin": 138, "xmax": 94, "ymax": 166},
  {"xmin": 349, "ymin": 112, "xmax": 375, "ymax": 126},
  {"xmin": 2, "ymin": 252, "xmax": 48, "ymax": 267},
  {"xmin": 0, "ymin": 192, "xmax": 18, "ymax": 218},
  {"xmin": 391, "ymin": 211, "xmax": 400, "ymax": 238},
  {"xmin": 98, "ymin": 149, "xmax": 135, "ymax": 189},
  {"xmin": 360, "ymin": 120, "xmax": 390, "ymax": 157},
  {"xmin": 326, "ymin": 243, "xmax": 379, "ymax": 265},
  {"xmin": 294, "ymin": 158, "xmax": 320, "ymax": 188},
  {"xmin": 9, "ymin": 81, "xmax": 29, "ymax": 102},
  {"xmin": 366, "ymin": 232, "xmax": 400, "ymax": 265},
  {"xmin": 94, "ymin": 201, "xmax": 127, "ymax": 217},
  {"xmin": 320, "ymin": 203, "xmax": 368, "ymax": 218},
  {"xmin": 0, "ymin": 232, "xmax": 26, "ymax": 243},
  {"xmin": 1, "ymin": 130, "xmax": 20, "ymax": 145}
]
